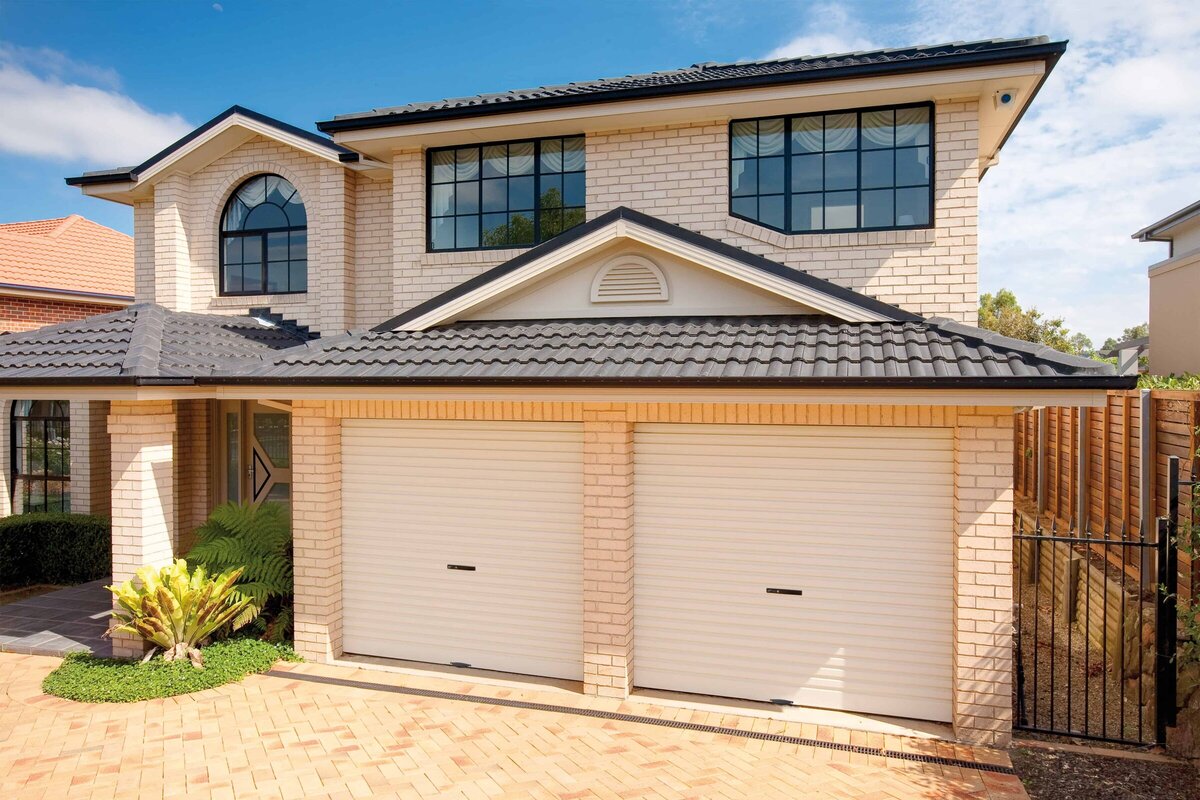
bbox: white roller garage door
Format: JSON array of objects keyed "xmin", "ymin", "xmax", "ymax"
[
  {"xmin": 634, "ymin": 423, "xmax": 954, "ymax": 721},
  {"xmin": 341, "ymin": 419, "xmax": 584, "ymax": 680}
]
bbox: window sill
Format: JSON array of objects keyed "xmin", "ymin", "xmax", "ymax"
[
  {"xmin": 421, "ymin": 247, "xmax": 531, "ymax": 267},
  {"xmin": 209, "ymin": 294, "xmax": 309, "ymax": 309},
  {"xmin": 725, "ymin": 217, "xmax": 937, "ymax": 249}
]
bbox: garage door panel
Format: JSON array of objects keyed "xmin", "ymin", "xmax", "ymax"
[
  {"xmin": 634, "ymin": 423, "xmax": 954, "ymax": 722},
  {"xmin": 342, "ymin": 419, "xmax": 584, "ymax": 681}
]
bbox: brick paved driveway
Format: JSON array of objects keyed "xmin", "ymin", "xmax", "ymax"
[{"xmin": 0, "ymin": 653, "xmax": 1028, "ymax": 799}]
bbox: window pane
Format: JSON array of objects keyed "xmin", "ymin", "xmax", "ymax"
[
  {"xmin": 895, "ymin": 107, "xmax": 930, "ymax": 146},
  {"xmin": 454, "ymin": 148, "xmax": 479, "ymax": 180},
  {"xmin": 242, "ymin": 235, "xmax": 262, "ymax": 266},
  {"xmin": 861, "ymin": 149, "xmax": 894, "ymax": 189},
  {"xmin": 223, "ymin": 199, "xmax": 248, "ymax": 231},
  {"xmin": 895, "ymin": 146, "xmax": 931, "ymax": 186},
  {"xmin": 266, "ymin": 261, "xmax": 289, "ymax": 294},
  {"xmin": 508, "ymin": 212, "xmax": 534, "ymax": 245},
  {"xmin": 540, "ymin": 139, "xmax": 563, "ymax": 173},
  {"xmin": 539, "ymin": 174, "xmax": 563, "ymax": 209},
  {"xmin": 731, "ymin": 160, "xmax": 757, "ymax": 197},
  {"xmin": 824, "ymin": 152, "xmax": 857, "ymax": 191},
  {"xmin": 284, "ymin": 192, "xmax": 306, "ymax": 227},
  {"xmin": 824, "ymin": 113, "xmax": 857, "ymax": 150},
  {"xmin": 896, "ymin": 187, "xmax": 930, "ymax": 226},
  {"xmin": 289, "ymin": 230, "xmax": 307, "ymax": 260},
  {"xmin": 225, "ymin": 411, "xmax": 240, "ymax": 503},
  {"xmin": 508, "ymin": 142, "xmax": 534, "ymax": 175},
  {"xmin": 861, "ymin": 109, "xmax": 894, "ymax": 149},
  {"xmin": 482, "ymin": 145, "xmax": 508, "ymax": 178},
  {"xmin": 791, "ymin": 154, "xmax": 822, "ymax": 192},
  {"xmin": 481, "ymin": 213, "xmax": 509, "ymax": 246},
  {"xmin": 791, "ymin": 116, "xmax": 823, "ymax": 153},
  {"xmin": 562, "ymin": 207, "xmax": 585, "ymax": 231},
  {"xmin": 455, "ymin": 216, "xmax": 479, "ymax": 249},
  {"xmin": 223, "ymin": 236, "xmax": 242, "ymax": 266},
  {"xmin": 540, "ymin": 208, "xmax": 563, "ymax": 239},
  {"xmin": 289, "ymin": 260, "xmax": 307, "ymax": 292},
  {"xmin": 431, "ymin": 183, "xmax": 454, "ymax": 216},
  {"xmin": 563, "ymin": 171, "xmax": 585, "ymax": 207},
  {"xmin": 791, "ymin": 193, "xmax": 823, "ymax": 231},
  {"xmin": 244, "ymin": 203, "xmax": 289, "ymax": 230},
  {"xmin": 758, "ymin": 118, "xmax": 785, "ymax": 156},
  {"xmin": 431, "ymin": 216, "xmax": 455, "ymax": 250},
  {"xmin": 861, "ymin": 189, "xmax": 894, "ymax": 228},
  {"xmin": 431, "ymin": 150, "xmax": 455, "ymax": 182},
  {"xmin": 264, "ymin": 175, "xmax": 293, "ymax": 207},
  {"xmin": 825, "ymin": 191, "xmax": 857, "ymax": 229},
  {"xmin": 562, "ymin": 137, "xmax": 585, "ymax": 171},
  {"xmin": 758, "ymin": 157, "xmax": 784, "ymax": 195},
  {"xmin": 455, "ymin": 181, "xmax": 479, "ymax": 215},
  {"xmin": 731, "ymin": 121, "xmax": 757, "ymax": 158},
  {"xmin": 236, "ymin": 175, "xmax": 266, "ymax": 207},
  {"xmin": 758, "ymin": 195, "xmax": 785, "ymax": 230},
  {"xmin": 266, "ymin": 231, "xmax": 289, "ymax": 262},
  {"xmin": 224, "ymin": 261, "xmax": 244, "ymax": 294},
  {"xmin": 731, "ymin": 196, "xmax": 756, "ymax": 220},
  {"xmin": 482, "ymin": 179, "xmax": 507, "ymax": 213},
  {"xmin": 508, "ymin": 176, "xmax": 534, "ymax": 210}
]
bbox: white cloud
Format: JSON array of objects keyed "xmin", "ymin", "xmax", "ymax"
[
  {"xmin": 766, "ymin": 0, "xmax": 1200, "ymax": 344},
  {"xmin": 0, "ymin": 44, "xmax": 190, "ymax": 166},
  {"xmin": 765, "ymin": 2, "xmax": 877, "ymax": 59}
]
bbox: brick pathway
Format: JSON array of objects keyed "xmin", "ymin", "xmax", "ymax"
[{"xmin": 0, "ymin": 653, "xmax": 1029, "ymax": 799}]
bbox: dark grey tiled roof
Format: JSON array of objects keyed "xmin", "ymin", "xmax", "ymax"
[
  {"xmin": 321, "ymin": 37, "xmax": 1063, "ymax": 131},
  {"xmin": 237, "ymin": 316, "xmax": 1124, "ymax": 388},
  {"xmin": 0, "ymin": 304, "xmax": 311, "ymax": 383}
]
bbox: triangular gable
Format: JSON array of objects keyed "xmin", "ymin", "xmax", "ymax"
[{"xmin": 374, "ymin": 207, "xmax": 922, "ymax": 332}]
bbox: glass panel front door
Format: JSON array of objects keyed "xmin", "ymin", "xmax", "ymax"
[{"xmin": 216, "ymin": 401, "xmax": 291, "ymax": 510}]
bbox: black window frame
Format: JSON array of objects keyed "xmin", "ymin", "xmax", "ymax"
[
  {"xmin": 10, "ymin": 400, "xmax": 70, "ymax": 514},
  {"xmin": 426, "ymin": 133, "xmax": 586, "ymax": 253},
  {"xmin": 728, "ymin": 101, "xmax": 935, "ymax": 235},
  {"xmin": 219, "ymin": 174, "xmax": 308, "ymax": 297}
]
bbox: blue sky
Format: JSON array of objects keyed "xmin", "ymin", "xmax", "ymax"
[{"xmin": 1, "ymin": 0, "xmax": 1197, "ymax": 344}]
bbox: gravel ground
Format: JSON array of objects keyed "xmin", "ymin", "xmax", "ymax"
[{"xmin": 1011, "ymin": 745, "xmax": 1200, "ymax": 800}]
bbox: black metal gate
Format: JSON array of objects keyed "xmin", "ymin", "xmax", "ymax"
[{"xmin": 1013, "ymin": 457, "xmax": 1180, "ymax": 746}]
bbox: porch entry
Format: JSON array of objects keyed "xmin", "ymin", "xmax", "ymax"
[{"xmin": 216, "ymin": 400, "xmax": 292, "ymax": 507}]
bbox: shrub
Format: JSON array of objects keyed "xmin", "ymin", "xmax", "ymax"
[
  {"xmin": 0, "ymin": 513, "xmax": 109, "ymax": 589},
  {"xmin": 1139, "ymin": 373, "xmax": 1200, "ymax": 390},
  {"xmin": 41, "ymin": 638, "xmax": 299, "ymax": 702},
  {"xmin": 108, "ymin": 559, "xmax": 250, "ymax": 668},
  {"xmin": 186, "ymin": 501, "xmax": 293, "ymax": 641}
]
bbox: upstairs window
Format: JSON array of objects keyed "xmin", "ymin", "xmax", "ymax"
[
  {"xmin": 11, "ymin": 400, "xmax": 70, "ymax": 513},
  {"xmin": 429, "ymin": 136, "xmax": 585, "ymax": 251},
  {"xmin": 730, "ymin": 104, "xmax": 933, "ymax": 234},
  {"xmin": 220, "ymin": 174, "xmax": 307, "ymax": 295}
]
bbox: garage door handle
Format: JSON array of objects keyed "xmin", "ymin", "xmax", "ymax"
[
  {"xmin": 766, "ymin": 588, "xmax": 803, "ymax": 596},
  {"xmin": 447, "ymin": 564, "xmax": 476, "ymax": 571}
]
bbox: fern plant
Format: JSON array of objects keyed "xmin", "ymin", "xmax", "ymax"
[{"xmin": 185, "ymin": 501, "xmax": 293, "ymax": 642}]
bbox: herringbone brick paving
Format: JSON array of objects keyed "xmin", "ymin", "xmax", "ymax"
[{"xmin": 0, "ymin": 653, "xmax": 1029, "ymax": 799}]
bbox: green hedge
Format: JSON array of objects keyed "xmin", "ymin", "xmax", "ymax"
[{"xmin": 0, "ymin": 513, "xmax": 110, "ymax": 589}]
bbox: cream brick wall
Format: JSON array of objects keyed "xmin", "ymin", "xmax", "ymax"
[
  {"xmin": 174, "ymin": 399, "xmax": 210, "ymax": 552},
  {"xmin": 69, "ymin": 400, "xmax": 110, "ymax": 517},
  {"xmin": 290, "ymin": 398, "xmax": 1013, "ymax": 742}
]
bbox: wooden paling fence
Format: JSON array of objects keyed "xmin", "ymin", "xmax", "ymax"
[{"xmin": 1014, "ymin": 389, "xmax": 1197, "ymax": 601}]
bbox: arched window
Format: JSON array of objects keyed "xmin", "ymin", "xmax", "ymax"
[
  {"xmin": 11, "ymin": 400, "xmax": 70, "ymax": 513},
  {"xmin": 220, "ymin": 174, "xmax": 307, "ymax": 295}
]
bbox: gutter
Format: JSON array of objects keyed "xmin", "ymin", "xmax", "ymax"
[
  {"xmin": 317, "ymin": 41, "xmax": 1068, "ymax": 134},
  {"xmin": 0, "ymin": 282, "xmax": 134, "ymax": 304}
]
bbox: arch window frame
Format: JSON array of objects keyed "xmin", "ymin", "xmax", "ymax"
[
  {"xmin": 10, "ymin": 400, "xmax": 70, "ymax": 514},
  {"xmin": 219, "ymin": 174, "xmax": 308, "ymax": 297}
]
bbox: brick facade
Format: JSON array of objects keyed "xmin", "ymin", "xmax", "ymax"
[
  {"xmin": 287, "ymin": 398, "xmax": 1013, "ymax": 744},
  {"xmin": 0, "ymin": 295, "xmax": 123, "ymax": 334}
]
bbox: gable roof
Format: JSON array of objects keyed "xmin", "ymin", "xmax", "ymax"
[
  {"xmin": 1133, "ymin": 199, "xmax": 1200, "ymax": 242},
  {"xmin": 0, "ymin": 304, "xmax": 310, "ymax": 384},
  {"xmin": 0, "ymin": 215, "xmax": 133, "ymax": 300},
  {"xmin": 376, "ymin": 207, "xmax": 922, "ymax": 332},
  {"xmin": 319, "ymin": 37, "xmax": 1065, "ymax": 132},
  {"xmin": 233, "ymin": 315, "xmax": 1125, "ymax": 389},
  {"xmin": 65, "ymin": 106, "xmax": 371, "ymax": 189}
]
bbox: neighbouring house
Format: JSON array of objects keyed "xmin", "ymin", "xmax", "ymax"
[
  {"xmin": 0, "ymin": 36, "xmax": 1133, "ymax": 745},
  {"xmin": 1134, "ymin": 199, "xmax": 1200, "ymax": 376},
  {"xmin": 0, "ymin": 215, "xmax": 133, "ymax": 516}
]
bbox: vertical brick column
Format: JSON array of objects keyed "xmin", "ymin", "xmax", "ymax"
[
  {"xmin": 581, "ymin": 406, "xmax": 635, "ymax": 697},
  {"xmin": 153, "ymin": 173, "xmax": 192, "ymax": 311},
  {"xmin": 108, "ymin": 400, "xmax": 178, "ymax": 658},
  {"xmin": 291, "ymin": 401, "xmax": 343, "ymax": 661},
  {"xmin": 952, "ymin": 406, "xmax": 1015, "ymax": 745},
  {"xmin": 69, "ymin": 400, "xmax": 110, "ymax": 517},
  {"xmin": 174, "ymin": 399, "xmax": 210, "ymax": 552}
]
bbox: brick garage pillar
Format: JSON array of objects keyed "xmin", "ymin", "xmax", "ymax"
[
  {"xmin": 291, "ymin": 401, "xmax": 342, "ymax": 661},
  {"xmin": 581, "ymin": 406, "xmax": 635, "ymax": 697},
  {"xmin": 952, "ymin": 407, "xmax": 1016, "ymax": 745},
  {"xmin": 108, "ymin": 400, "xmax": 178, "ymax": 658}
]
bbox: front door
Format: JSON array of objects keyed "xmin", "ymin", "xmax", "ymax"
[{"xmin": 217, "ymin": 400, "xmax": 292, "ymax": 507}]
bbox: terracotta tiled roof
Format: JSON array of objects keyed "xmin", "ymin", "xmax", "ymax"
[{"xmin": 0, "ymin": 215, "xmax": 134, "ymax": 298}]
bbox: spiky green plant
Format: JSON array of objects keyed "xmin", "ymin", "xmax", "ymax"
[
  {"xmin": 107, "ymin": 559, "xmax": 250, "ymax": 668},
  {"xmin": 185, "ymin": 501, "xmax": 293, "ymax": 641}
]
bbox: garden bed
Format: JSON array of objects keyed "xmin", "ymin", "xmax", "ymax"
[
  {"xmin": 42, "ymin": 638, "xmax": 299, "ymax": 702},
  {"xmin": 1012, "ymin": 744, "xmax": 1200, "ymax": 800}
]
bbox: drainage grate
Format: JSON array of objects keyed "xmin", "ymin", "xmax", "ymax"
[{"xmin": 264, "ymin": 670, "xmax": 1015, "ymax": 776}]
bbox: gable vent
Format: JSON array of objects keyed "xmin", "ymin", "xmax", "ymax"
[{"xmin": 590, "ymin": 255, "xmax": 669, "ymax": 304}]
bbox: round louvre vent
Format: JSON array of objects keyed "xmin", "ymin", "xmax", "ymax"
[{"xmin": 590, "ymin": 255, "xmax": 669, "ymax": 304}]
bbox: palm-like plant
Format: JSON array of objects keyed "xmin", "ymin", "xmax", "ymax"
[
  {"xmin": 185, "ymin": 501, "xmax": 293, "ymax": 641},
  {"xmin": 107, "ymin": 559, "xmax": 250, "ymax": 668}
]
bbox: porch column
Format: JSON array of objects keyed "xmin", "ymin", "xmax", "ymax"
[
  {"xmin": 69, "ymin": 400, "xmax": 111, "ymax": 517},
  {"xmin": 108, "ymin": 400, "xmax": 178, "ymax": 658},
  {"xmin": 582, "ymin": 406, "xmax": 635, "ymax": 697},
  {"xmin": 291, "ymin": 401, "xmax": 342, "ymax": 661},
  {"xmin": 952, "ymin": 406, "xmax": 1015, "ymax": 745}
]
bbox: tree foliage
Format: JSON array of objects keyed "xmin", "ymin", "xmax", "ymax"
[
  {"xmin": 1100, "ymin": 322, "xmax": 1150, "ymax": 354},
  {"xmin": 978, "ymin": 289, "xmax": 1079, "ymax": 353}
]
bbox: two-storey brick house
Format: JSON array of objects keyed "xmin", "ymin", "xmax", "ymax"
[{"xmin": 0, "ymin": 36, "xmax": 1131, "ymax": 745}]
